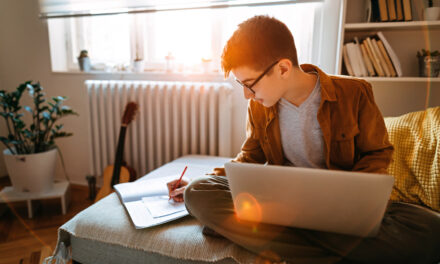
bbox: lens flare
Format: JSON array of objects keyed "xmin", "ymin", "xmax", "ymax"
[{"xmin": 233, "ymin": 192, "xmax": 262, "ymax": 223}]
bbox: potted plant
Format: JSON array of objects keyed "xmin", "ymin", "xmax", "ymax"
[
  {"xmin": 0, "ymin": 81, "xmax": 77, "ymax": 193},
  {"xmin": 424, "ymin": 0, "xmax": 440, "ymax": 21},
  {"xmin": 417, "ymin": 49, "xmax": 440, "ymax": 77},
  {"xmin": 77, "ymin": 50, "xmax": 91, "ymax": 72},
  {"xmin": 133, "ymin": 49, "xmax": 144, "ymax": 73}
]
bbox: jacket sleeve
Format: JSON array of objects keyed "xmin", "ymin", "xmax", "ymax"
[
  {"xmin": 352, "ymin": 81, "xmax": 394, "ymax": 174},
  {"xmin": 210, "ymin": 101, "xmax": 267, "ymax": 176}
]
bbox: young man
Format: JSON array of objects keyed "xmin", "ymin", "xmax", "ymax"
[{"xmin": 167, "ymin": 16, "xmax": 440, "ymax": 263}]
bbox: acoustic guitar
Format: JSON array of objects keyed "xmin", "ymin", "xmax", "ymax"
[{"xmin": 95, "ymin": 102, "xmax": 139, "ymax": 203}]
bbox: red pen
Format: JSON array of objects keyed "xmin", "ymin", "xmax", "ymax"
[{"xmin": 169, "ymin": 166, "xmax": 188, "ymax": 200}]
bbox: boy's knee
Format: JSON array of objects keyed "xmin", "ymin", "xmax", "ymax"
[{"xmin": 184, "ymin": 176, "xmax": 212, "ymax": 214}]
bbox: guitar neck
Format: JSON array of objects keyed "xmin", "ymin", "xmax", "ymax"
[{"xmin": 111, "ymin": 126, "xmax": 127, "ymax": 187}]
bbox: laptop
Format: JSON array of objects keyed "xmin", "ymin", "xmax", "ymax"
[{"xmin": 224, "ymin": 162, "xmax": 394, "ymax": 237}]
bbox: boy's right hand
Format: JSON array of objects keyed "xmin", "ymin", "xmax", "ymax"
[{"xmin": 167, "ymin": 178, "xmax": 189, "ymax": 203}]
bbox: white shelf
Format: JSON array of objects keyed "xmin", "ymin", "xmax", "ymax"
[
  {"xmin": 0, "ymin": 181, "xmax": 70, "ymax": 218},
  {"xmin": 345, "ymin": 21, "xmax": 440, "ymax": 31},
  {"xmin": 360, "ymin": 77, "xmax": 440, "ymax": 82}
]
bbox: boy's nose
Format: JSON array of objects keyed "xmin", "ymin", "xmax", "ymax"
[{"xmin": 243, "ymin": 87, "xmax": 254, "ymax": 100}]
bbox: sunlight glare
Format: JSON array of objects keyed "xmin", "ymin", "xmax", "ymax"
[{"xmin": 234, "ymin": 192, "xmax": 262, "ymax": 223}]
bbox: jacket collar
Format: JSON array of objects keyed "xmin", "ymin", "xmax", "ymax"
[
  {"xmin": 300, "ymin": 64, "xmax": 337, "ymax": 103},
  {"xmin": 265, "ymin": 64, "xmax": 337, "ymax": 121}
]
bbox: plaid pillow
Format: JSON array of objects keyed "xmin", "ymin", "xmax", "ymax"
[{"xmin": 385, "ymin": 107, "xmax": 440, "ymax": 212}]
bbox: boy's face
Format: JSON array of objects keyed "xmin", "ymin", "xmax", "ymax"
[{"xmin": 232, "ymin": 62, "xmax": 285, "ymax": 108}]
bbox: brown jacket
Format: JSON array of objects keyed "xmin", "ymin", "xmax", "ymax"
[{"xmin": 214, "ymin": 64, "xmax": 393, "ymax": 175}]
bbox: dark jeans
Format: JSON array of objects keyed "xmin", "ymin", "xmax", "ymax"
[{"xmin": 184, "ymin": 176, "xmax": 440, "ymax": 264}]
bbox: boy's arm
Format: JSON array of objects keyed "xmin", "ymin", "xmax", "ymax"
[
  {"xmin": 210, "ymin": 102, "xmax": 266, "ymax": 176},
  {"xmin": 352, "ymin": 81, "xmax": 394, "ymax": 174}
]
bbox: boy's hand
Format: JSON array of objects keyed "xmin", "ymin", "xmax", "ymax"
[{"xmin": 167, "ymin": 178, "xmax": 189, "ymax": 203}]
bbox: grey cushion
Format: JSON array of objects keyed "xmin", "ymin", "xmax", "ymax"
[{"xmin": 52, "ymin": 155, "xmax": 260, "ymax": 264}]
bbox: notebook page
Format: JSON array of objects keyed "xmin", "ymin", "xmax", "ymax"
[
  {"xmin": 142, "ymin": 196, "xmax": 186, "ymax": 218},
  {"xmin": 114, "ymin": 174, "xmax": 179, "ymax": 203}
]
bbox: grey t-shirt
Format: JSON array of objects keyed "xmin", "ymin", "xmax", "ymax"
[{"xmin": 278, "ymin": 73, "xmax": 326, "ymax": 169}]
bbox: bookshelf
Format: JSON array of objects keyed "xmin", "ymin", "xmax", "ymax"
[
  {"xmin": 345, "ymin": 20, "xmax": 440, "ymax": 30},
  {"xmin": 362, "ymin": 76, "xmax": 440, "ymax": 82},
  {"xmin": 336, "ymin": 0, "xmax": 440, "ymax": 116}
]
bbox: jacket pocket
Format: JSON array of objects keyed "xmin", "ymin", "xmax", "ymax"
[{"xmin": 330, "ymin": 125, "xmax": 359, "ymax": 169}]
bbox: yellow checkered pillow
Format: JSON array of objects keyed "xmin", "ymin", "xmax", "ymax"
[{"xmin": 385, "ymin": 107, "xmax": 440, "ymax": 212}]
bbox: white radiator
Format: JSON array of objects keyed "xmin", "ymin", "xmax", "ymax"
[{"xmin": 86, "ymin": 80, "xmax": 233, "ymax": 178}]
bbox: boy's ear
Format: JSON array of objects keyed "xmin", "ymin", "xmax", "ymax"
[{"xmin": 278, "ymin": 59, "xmax": 292, "ymax": 77}]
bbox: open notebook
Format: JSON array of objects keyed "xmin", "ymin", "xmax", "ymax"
[
  {"xmin": 114, "ymin": 174, "xmax": 189, "ymax": 229},
  {"xmin": 113, "ymin": 156, "xmax": 232, "ymax": 229}
]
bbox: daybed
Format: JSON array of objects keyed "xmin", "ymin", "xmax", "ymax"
[{"xmin": 48, "ymin": 107, "xmax": 440, "ymax": 264}]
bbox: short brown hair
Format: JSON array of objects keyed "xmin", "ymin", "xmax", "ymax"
[{"xmin": 221, "ymin": 15, "xmax": 299, "ymax": 78}]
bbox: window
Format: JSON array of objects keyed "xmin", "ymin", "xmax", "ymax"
[{"xmin": 47, "ymin": 2, "xmax": 322, "ymax": 73}]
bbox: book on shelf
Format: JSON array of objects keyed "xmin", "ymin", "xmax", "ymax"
[
  {"xmin": 369, "ymin": 0, "xmax": 412, "ymax": 23},
  {"xmin": 379, "ymin": 0, "xmax": 389, "ymax": 21},
  {"xmin": 360, "ymin": 43, "xmax": 376, "ymax": 76},
  {"xmin": 371, "ymin": 0, "xmax": 380, "ymax": 22},
  {"xmin": 343, "ymin": 45, "xmax": 355, "ymax": 76},
  {"xmin": 402, "ymin": 0, "xmax": 412, "ymax": 21},
  {"xmin": 377, "ymin": 40, "xmax": 397, "ymax": 77},
  {"xmin": 371, "ymin": 0, "xmax": 389, "ymax": 22},
  {"xmin": 377, "ymin": 31, "xmax": 402, "ymax": 76},
  {"xmin": 343, "ymin": 32, "xmax": 401, "ymax": 78},
  {"xmin": 362, "ymin": 39, "xmax": 379, "ymax": 76},
  {"xmin": 372, "ymin": 38, "xmax": 392, "ymax": 77},
  {"xmin": 387, "ymin": 0, "xmax": 397, "ymax": 21},
  {"xmin": 354, "ymin": 37, "xmax": 368, "ymax": 77},
  {"xmin": 395, "ymin": 0, "xmax": 404, "ymax": 21},
  {"xmin": 366, "ymin": 37, "xmax": 386, "ymax": 77},
  {"xmin": 345, "ymin": 42, "xmax": 362, "ymax": 77}
]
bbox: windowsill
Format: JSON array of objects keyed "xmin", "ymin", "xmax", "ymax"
[{"xmin": 51, "ymin": 70, "xmax": 227, "ymax": 82}]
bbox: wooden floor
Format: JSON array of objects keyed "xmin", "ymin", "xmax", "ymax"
[{"xmin": 0, "ymin": 177, "xmax": 93, "ymax": 264}]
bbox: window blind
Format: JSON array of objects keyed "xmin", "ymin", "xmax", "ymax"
[{"xmin": 39, "ymin": 0, "xmax": 321, "ymax": 19}]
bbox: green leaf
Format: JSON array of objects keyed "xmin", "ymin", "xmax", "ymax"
[
  {"xmin": 27, "ymin": 83, "xmax": 35, "ymax": 96},
  {"xmin": 1, "ymin": 81, "xmax": 77, "ymax": 154},
  {"xmin": 0, "ymin": 136, "xmax": 9, "ymax": 142},
  {"xmin": 42, "ymin": 111, "xmax": 51, "ymax": 120},
  {"xmin": 24, "ymin": 106, "xmax": 33, "ymax": 113},
  {"xmin": 23, "ymin": 129, "xmax": 33, "ymax": 138}
]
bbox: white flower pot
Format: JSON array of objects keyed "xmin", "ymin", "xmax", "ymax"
[
  {"xmin": 424, "ymin": 7, "xmax": 440, "ymax": 21},
  {"xmin": 3, "ymin": 148, "xmax": 57, "ymax": 193},
  {"xmin": 133, "ymin": 60, "xmax": 144, "ymax": 73}
]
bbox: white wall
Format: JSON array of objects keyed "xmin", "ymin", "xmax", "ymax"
[
  {"xmin": 0, "ymin": 0, "xmax": 248, "ymax": 184},
  {"xmin": 3, "ymin": 0, "xmax": 431, "ymax": 185}
]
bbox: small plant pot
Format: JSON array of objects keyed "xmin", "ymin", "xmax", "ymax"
[
  {"xmin": 78, "ymin": 57, "xmax": 91, "ymax": 72},
  {"xmin": 3, "ymin": 148, "xmax": 57, "ymax": 193},
  {"xmin": 133, "ymin": 60, "xmax": 144, "ymax": 73},
  {"xmin": 418, "ymin": 55, "xmax": 440, "ymax": 77},
  {"xmin": 424, "ymin": 7, "xmax": 440, "ymax": 21}
]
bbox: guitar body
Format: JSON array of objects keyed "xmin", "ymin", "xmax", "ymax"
[
  {"xmin": 122, "ymin": 160, "xmax": 137, "ymax": 182},
  {"xmin": 95, "ymin": 165, "xmax": 130, "ymax": 202}
]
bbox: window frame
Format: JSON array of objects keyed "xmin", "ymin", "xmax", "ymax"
[{"xmin": 48, "ymin": 2, "xmax": 327, "ymax": 74}]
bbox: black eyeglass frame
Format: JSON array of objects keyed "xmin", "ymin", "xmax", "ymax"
[{"xmin": 235, "ymin": 60, "xmax": 279, "ymax": 94}]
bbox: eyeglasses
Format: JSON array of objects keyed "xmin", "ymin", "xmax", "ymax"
[{"xmin": 235, "ymin": 60, "xmax": 279, "ymax": 95}]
